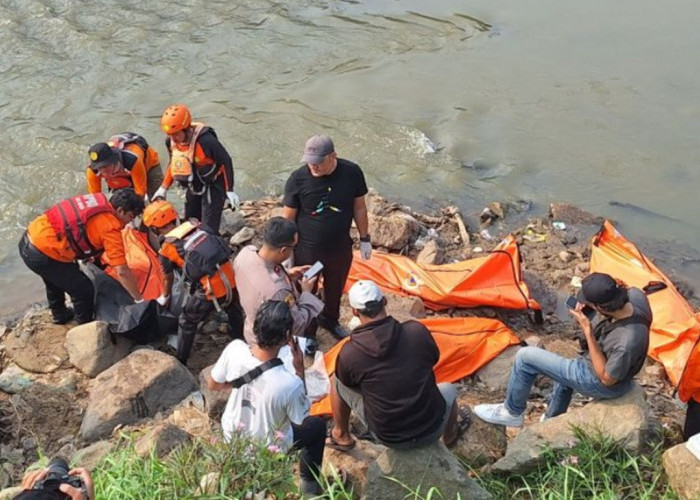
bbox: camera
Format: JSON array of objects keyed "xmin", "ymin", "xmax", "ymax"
[{"xmin": 31, "ymin": 457, "xmax": 85, "ymax": 499}]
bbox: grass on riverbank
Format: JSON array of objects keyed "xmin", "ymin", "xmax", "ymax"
[
  {"xmin": 475, "ymin": 427, "xmax": 680, "ymax": 500},
  {"xmin": 87, "ymin": 427, "xmax": 680, "ymax": 499}
]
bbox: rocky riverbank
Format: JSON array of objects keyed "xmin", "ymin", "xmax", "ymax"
[{"xmin": 0, "ymin": 191, "xmax": 694, "ymax": 497}]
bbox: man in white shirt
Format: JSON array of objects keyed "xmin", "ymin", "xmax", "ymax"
[{"xmin": 207, "ymin": 300, "xmax": 327, "ymax": 496}]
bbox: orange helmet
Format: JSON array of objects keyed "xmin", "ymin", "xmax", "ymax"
[
  {"xmin": 143, "ymin": 200, "xmax": 178, "ymax": 229},
  {"xmin": 160, "ymin": 104, "xmax": 192, "ymax": 135}
]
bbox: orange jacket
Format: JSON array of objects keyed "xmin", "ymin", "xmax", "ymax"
[
  {"xmin": 86, "ymin": 138, "xmax": 160, "ymax": 197},
  {"xmin": 27, "ymin": 207, "xmax": 127, "ymax": 265}
]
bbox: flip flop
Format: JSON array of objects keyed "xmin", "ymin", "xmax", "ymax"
[
  {"xmin": 326, "ymin": 435, "xmax": 356, "ymax": 452},
  {"xmin": 445, "ymin": 407, "xmax": 472, "ymax": 448}
]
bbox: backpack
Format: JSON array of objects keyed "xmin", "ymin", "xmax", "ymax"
[{"xmin": 183, "ymin": 229, "xmax": 231, "ymax": 283}]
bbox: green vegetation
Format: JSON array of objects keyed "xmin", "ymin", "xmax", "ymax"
[
  {"xmin": 475, "ymin": 427, "xmax": 680, "ymax": 500},
  {"xmin": 87, "ymin": 428, "xmax": 681, "ymax": 499},
  {"xmin": 93, "ymin": 433, "xmax": 299, "ymax": 499}
]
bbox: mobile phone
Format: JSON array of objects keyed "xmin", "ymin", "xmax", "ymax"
[
  {"xmin": 303, "ymin": 261, "xmax": 324, "ymax": 280},
  {"xmin": 565, "ymin": 296, "xmax": 597, "ymax": 321}
]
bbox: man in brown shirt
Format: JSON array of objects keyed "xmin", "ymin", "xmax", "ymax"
[{"xmin": 233, "ymin": 217, "xmax": 323, "ymax": 345}]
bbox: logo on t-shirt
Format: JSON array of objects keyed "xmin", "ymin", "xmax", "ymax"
[{"xmin": 310, "ymin": 187, "xmax": 342, "ymax": 216}]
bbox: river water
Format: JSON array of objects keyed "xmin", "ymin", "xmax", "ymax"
[{"xmin": 1, "ymin": 0, "xmax": 699, "ymax": 315}]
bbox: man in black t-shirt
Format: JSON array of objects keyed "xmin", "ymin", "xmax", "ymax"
[{"xmin": 283, "ymin": 135, "xmax": 371, "ymax": 338}]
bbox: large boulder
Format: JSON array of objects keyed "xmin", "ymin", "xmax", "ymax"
[
  {"xmin": 662, "ymin": 442, "xmax": 700, "ymax": 500},
  {"xmin": 71, "ymin": 441, "xmax": 114, "ymax": 471},
  {"xmin": 364, "ymin": 442, "xmax": 491, "ymax": 499},
  {"xmin": 199, "ymin": 365, "xmax": 231, "ymax": 419},
  {"xmin": 369, "ymin": 213, "xmax": 420, "ymax": 251},
  {"xmin": 5, "ymin": 309, "xmax": 69, "ymax": 373},
  {"xmin": 475, "ymin": 346, "xmax": 520, "ymax": 394},
  {"xmin": 64, "ymin": 321, "xmax": 134, "ymax": 377},
  {"xmin": 219, "ymin": 210, "xmax": 246, "ymax": 237},
  {"xmin": 492, "ymin": 384, "xmax": 649, "ymax": 474},
  {"xmin": 134, "ymin": 423, "xmax": 191, "ymax": 458},
  {"xmin": 323, "ymin": 440, "xmax": 387, "ymax": 498},
  {"xmin": 416, "ymin": 239, "xmax": 444, "ymax": 265},
  {"xmin": 80, "ymin": 350, "xmax": 198, "ymax": 442}
]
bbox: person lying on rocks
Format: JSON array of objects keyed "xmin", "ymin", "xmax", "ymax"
[
  {"xmin": 475, "ymin": 272, "xmax": 652, "ymax": 427},
  {"xmin": 206, "ymin": 300, "xmax": 328, "ymax": 497},
  {"xmin": 328, "ymin": 280, "xmax": 469, "ymax": 451}
]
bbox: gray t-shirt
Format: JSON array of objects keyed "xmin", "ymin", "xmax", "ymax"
[{"xmin": 595, "ymin": 287, "xmax": 652, "ymax": 383}]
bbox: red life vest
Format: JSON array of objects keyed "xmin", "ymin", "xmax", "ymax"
[{"xmin": 44, "ymin": 193, "xmax": 115, "ymax": 259}]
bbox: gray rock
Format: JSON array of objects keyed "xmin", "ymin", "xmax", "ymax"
[
  {"xmin": 80, "ymin": 350, "xmax": 198, "ymax": 442},
  {"xmin": 199, "ymin": 365, "xmax": 230, "ymax": 419},
  {"xmin": 369, "ymin": 213, "xmax": 420, "ymax": 250},
  {"xmin": 219, "ymin": 210, "xmax": 246, "ymax": 237},
  {"xmin": 492, "ymin": 384, "xmax": 649, "ymax": 474},
  {"xmin": 522, "ymin": 270, "xmax": 558, "ymax": 315},
  {"xmin": 5, "ymin": 309, "xmax": 69, "ymax": 374},
  {"xmin": 0, "ymin": 364, "xmax": 34, "ymax": 394},
  {"xmin": 65, "ymin": 321, "xmax": 133, "ymax": 377},
  {"xmin": 134, "ymin": 423, "xmax": 191, "ymax": 458},
  {"xmin": 363, "ymin": 442, "xmax": 491, "ymax": 500},
  {"xmin": 475, "ymin": 346, "xmax": 520, "ymax": 394},
  {"xmin": 71, "ymin": 441, "xmax": 114, "ymax": 471},
  {"xmin": 416, "ymin": 239, "xmax": 444, "ymax": 265},
  {"xmin": 662, "ymin": 442, "xmax": 700, "ymax": 500},
  {"xmin": 229, "ymin": 227, "xmax": 255, "ymax": 246}
]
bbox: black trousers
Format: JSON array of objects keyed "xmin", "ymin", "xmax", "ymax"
[
  {"xmin": 294, "ymin": 244, "xmax": 353, "ymax": 325},
  {"xmin": 684, "ymin": 397, "xmax": 700, "ymax": 441},
  {"xmin": 292, "ymin": 416, "xmax": 326, "ymax": 483},
  {"xmin": 177, "ymin": 287, "xmax": 244, "ymax": 363},
  {"xmin": 18, "ymin": 233, "xmax": 94, "ymax": 323},
  {"xmin": 184, "ymin": 178, "xmax": 226, "ymax": 234}
]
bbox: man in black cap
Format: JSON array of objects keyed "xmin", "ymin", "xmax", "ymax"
[
  {"xmin": 282, "ymin": 135, "xmax": 371, "ymax": 339},
  {"xmin": 474, "ymin": 272, "xmax": 652, "ymax": 427}
]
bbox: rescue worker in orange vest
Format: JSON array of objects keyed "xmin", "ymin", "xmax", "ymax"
[
  {"xmin": 86, "ymin": 133, "xmax": 163, "ymax": 200},
  {"xmin": 18, "ymin": 189, "xmax": 145, "ymax": 325},
  {"xmin": 142, "ymin": 200, "xmax": 244, "ymax": 364},
  {"xmin": 152, "ymin": 104, "xmax": 239, "ymax": 234}
]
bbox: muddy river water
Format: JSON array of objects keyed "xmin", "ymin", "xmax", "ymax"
[{"xmin": 1, "ymin": 0, "xmax": 699, "ymax": 315}]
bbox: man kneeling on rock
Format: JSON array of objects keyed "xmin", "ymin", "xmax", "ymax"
[
  {"xmin": 328, "ymin": 280, "xmax": 467, "ymax": 451},
  {"xmin": 475, "ymin": 272, "xmax": 652, "ymax": 427}
]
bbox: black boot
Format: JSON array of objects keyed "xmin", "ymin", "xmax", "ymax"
[{"xmin": 51, "ymin": 307, "xmax": 74, "ymax": 325}]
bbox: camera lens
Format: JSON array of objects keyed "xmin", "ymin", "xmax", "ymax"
[{"xmin": 46, "ymin": 456, "xmax": 69, "ymax": 479}]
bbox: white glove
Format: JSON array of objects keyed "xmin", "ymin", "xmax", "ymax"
[
  {"xmin": 144, "ymin": 194, "xmax": 150, "ymax": 204},
  {"xmin": 153, "ymin": 186, "xmax": 167, "ymax": 201},
  {"xmin": 226, "ymin": 191, "xmax": 240, "ymax": 210},
  {"xmin": 156, "ymin": 294, "xmax": 170, "ymax": 306},
  {"xmin": 360, "ymin": 240, "xmax": 372, "ymax": 260}
]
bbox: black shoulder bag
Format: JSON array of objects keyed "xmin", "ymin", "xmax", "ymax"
[{"xmin": 229, "ymin": 358, "xmax": 283, "ymax": 388}]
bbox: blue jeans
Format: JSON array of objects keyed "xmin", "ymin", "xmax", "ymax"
[{"xmin": 504, "ymin": 347, "xmax": 633, "ymax": 418}]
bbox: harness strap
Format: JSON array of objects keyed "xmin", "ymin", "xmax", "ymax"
[{"xmin": 229, "ymin": 358, "xmax": 283, "ymax": 388}]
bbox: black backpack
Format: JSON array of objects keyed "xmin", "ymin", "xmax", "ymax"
[{"xmin": 182, "ymin": 229, "xmax": 231, "ymax": 283}]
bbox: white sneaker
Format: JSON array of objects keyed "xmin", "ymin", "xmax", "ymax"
[
  {"xmin": 473, "ymin": 403, "xmax": 524, "ymax": 427},
  {"xmin": 686, "ymin": 433, "xmax": 700, "ymax": 461}
]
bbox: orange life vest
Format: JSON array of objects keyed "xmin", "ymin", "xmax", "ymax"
[
  {"xmin": 161, "ymin": 221, "xmax": 236, "ymax": 304},
  {"xmin": 44, "ymin": 193, "xmax": 114, "ymax": 259},
  {"xmin": 169, "ymin": 122, "xmax": 218, "ymax": 191}
]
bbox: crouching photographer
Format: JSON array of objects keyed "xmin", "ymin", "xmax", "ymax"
[{"xmin": 13, "ymin": 457, "xmax": 94, "ymax": 500}]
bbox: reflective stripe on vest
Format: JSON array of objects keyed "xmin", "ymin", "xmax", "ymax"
[{"xmin": 44, "ymin": 193, "xmax": 114, "ymax": 259}]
